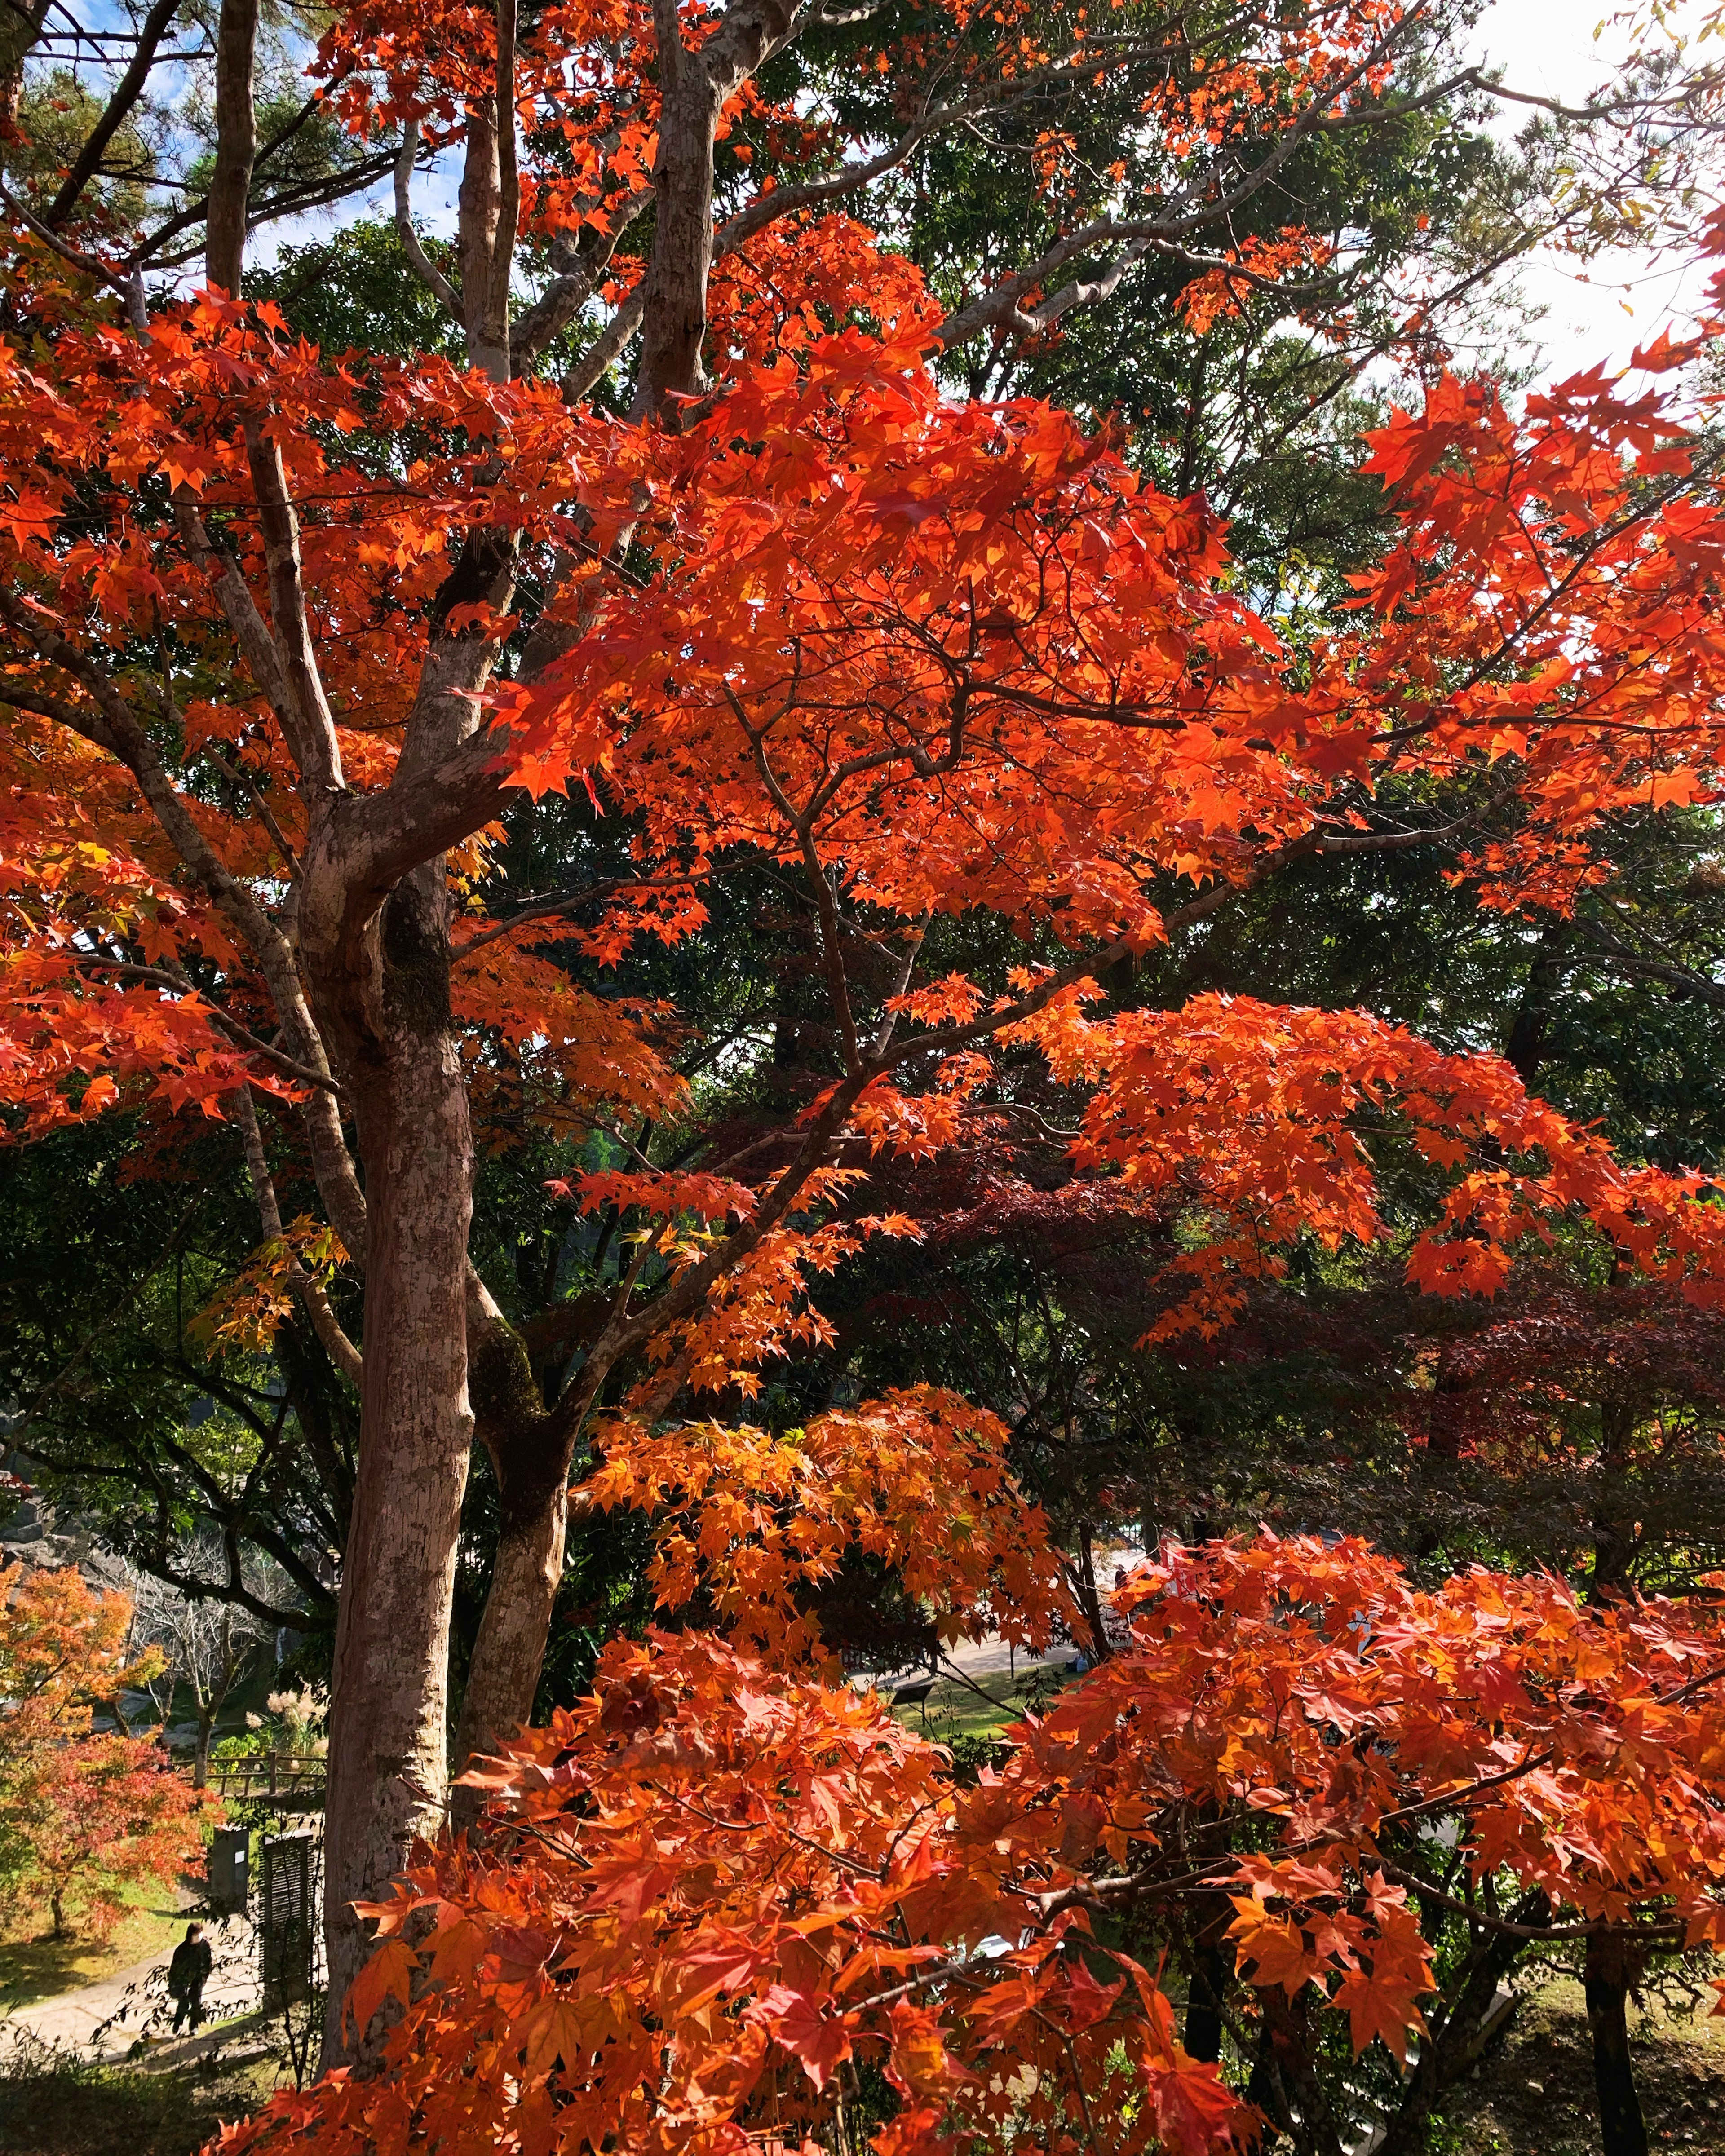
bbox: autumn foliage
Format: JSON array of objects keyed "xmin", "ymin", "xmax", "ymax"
[
  {"xmin": 6, "ymin": 0, "xmax": 1725, "ymax": 2137},
  {"xmin": 215, "ymin": 1536, "xmax": 1725, "ymax": 2156},
  {"xmin": 0, "ymin": 1562, "xmax": 211, "ymax": 1940},
  {"xmin": 584, "ymin": 1386, "xmax": 1072, "ymax": 1661}
]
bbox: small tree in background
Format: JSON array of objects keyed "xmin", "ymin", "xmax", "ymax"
[
  {"xmin": 127, "ymin": 1550, "xmax": 275, "ymax": 1785},
  {"xmin": 0, "ymin": 1563, "xmax": 212, "ymax": 1939}
]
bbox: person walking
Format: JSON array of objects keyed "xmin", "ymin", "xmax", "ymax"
[{"xmin": 166, "ymin": 1920, "xmax": 213, "ymax": 2034}]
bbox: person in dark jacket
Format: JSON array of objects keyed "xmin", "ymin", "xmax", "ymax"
[{"xmin": 166, "ymin": 1921, "xmax": 213, "ymax": 2033}]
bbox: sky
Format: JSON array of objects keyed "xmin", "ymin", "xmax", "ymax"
[
  {"xmin": 1465, "ymin": 0, "xmax": 1721, "ymax": 380},
  {"xmin": 352, "ymin": 0, "xmax": 1725, "ymax": 389}
]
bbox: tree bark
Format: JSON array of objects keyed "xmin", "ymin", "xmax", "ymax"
[
  {"xmin": 449, "ymin": 1450, "xmax": 570, "ymax": 1820},
  {"xmin": 1182, "ymin": 1895, "xmax": 1232, "ymax": 2063},
  {"xmin": 1503, "ymin": 926, "xmax": 1566, "ymax": 1088},
  {"xmin": 1426, "ymin": 1340, "xmax": 1468, "ymax": 1460},
  {"xmin": 1073, "ymin": 1520, "xmax": 1111, "ymax": 1663},
  {"xmin": 1592, "ymin": 1397, "xmax": 1638, "ymax": 1601},
  {"xmin": 206, "ymin": 0, "xmax": 259, "ymax": 296},
  {"xmin": 1246, "ymin": 1984, "xmax": 1346, "ymax": 2156},
  {"xmin": 308, "ymin": 858, "xmax": 478, "ymax": 2062},
  {"xmin": 1585, "ymin": 1933, "xmax": 1649, "ymax": 2156},
  {"xmin": 631, "ymin": 0, "xmax": 798, "ymax": 418},
  {"xmin": 447, "ymin": 1317, "xmax": 583, "ymax": 1826},
  {"xmin": 1378, "ymin": 1888, "xmax": 1547, "ymax": 2156}
]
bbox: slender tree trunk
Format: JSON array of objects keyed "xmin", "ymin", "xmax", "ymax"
[
  {"xmin": 1246, "ymin": 1985, "xmax": 1346, "ymax": 2156},
  {"xmin": 1503, "ymin": 926, "xmax": 1566, "ymax": 1088},
  {"xmin": 450, "ymin": 1313, "xmax": 613, "ymax": 1828},
  {"xmin": 310, "ymin": 862, "xmax": 477, "ymax": 2062},
  {"xmin": 449, "ymin": 1461, "xmax": 569, "ymax": 1821},
  {"xmin": 1073, "ymin": 1521, "xmax": 1111, "ymax": 1663},
  {"xmin": 1426, "ymin": 1341, "xmax": 1467, "ymax": 1460},
  {"xmin": 1182, "ymin": 1896, "xmax": 1232, "ymax": 2063},
  {"xmin": 206, "ymin": 0, "xmax": 258, "ymax": 296},
  {"xmin": 194, "ymin": 1709, "xmax": 214, "ymax": 1788},
  {"xmin": 1585, "ymin": 1933, "xmax": 1649, "ymax": 2156},
  {"xmin": 1378, "ymin": 1889, "xmax": 1547, "ymax": 2156},
  {"xmin": 632, "ymin": 0, "xmax": 798, "ymax": 419},
  {"xmin": 1592, "ymin": 1398, "xmax": 1638, "ymax": 1601}
]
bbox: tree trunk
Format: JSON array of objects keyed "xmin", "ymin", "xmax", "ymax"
[
  {"xmin": 632, "ymin": 0, "xmax": 799, "ymax": 419},
  {"xmin": 1182, "ymin": 1897, "xmax": 1233, "ymax": 2063},
  {"xmin": 450, "ymin": 1308, "xmax": 613, "ymax": 1830},
  {"xmin": 1377, "ymin": 1889, "xmax": 1547, "ymax": 2156},
  {"xmin": 449, "ymin": 1463, "xmax": 568, "ymax": 1823},
  {"xmin": 194, "ymin": 1710, "xmax": 214, "ymax": 1789},
  {"xmin": 1584, "ymin": 1933, "xmax": 1649, "ymax": 2156},
  {"xmin": 1246, "ymin": 1984, "xmax": 1346, "ymax": 2156},
  {"xmin": 1592, "ymin": 1398, "xmax": 1638, "ymax": 1602},
  {"xmin": 1426, "ymin": 1341, "xmax": 1467, "ymax": 1460},
  {"xmin": 1074, "ymin": 1520, "xmax": 1111, "ymax": 1663},
  {"xmin": 1502, "ymin": 925, "xmax": 1566, "ymax": 1089},
  {"xmin": 312, "ymin": 864, "xmax": 477, "ymax": 2065},
  {"xmin": 206, "ymin": 0, "xmax": 258, "ymax": 296}
]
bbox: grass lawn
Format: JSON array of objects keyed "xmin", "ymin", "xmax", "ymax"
[
  {"xmin": 886, "ymin": 1663, "xmax": 1073, "ymax": 1746},
  {"xmin": 0, "ymin": 1877, "xmax": 186, "ymax": 2010}
]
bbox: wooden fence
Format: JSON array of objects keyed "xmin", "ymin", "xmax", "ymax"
[{"xmin": 209, "ymin": 1751, "xmax": 327, "ymax": 1807}]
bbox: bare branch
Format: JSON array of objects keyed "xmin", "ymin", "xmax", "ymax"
[
  {"xmin": 394, "ymin": 122, "xmax": 464, "ymax": 321},
  {"xmin": 41, "ymin": 0, "xmax": 179, "ymax": 229}
]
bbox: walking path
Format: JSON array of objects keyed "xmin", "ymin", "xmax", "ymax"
[
  {"xmin": 0, "ymin": 1910, "xmax": 259, "ymax": 2063},
  {"xmin": 854, "ymin": 1538, "xmax": 1146, "ymax": 1697}
]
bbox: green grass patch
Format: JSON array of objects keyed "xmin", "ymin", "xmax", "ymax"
[
  {"xmin": 0, "ymin": 1877, "xmax": 185, "ymax": 2010},
  {"xmin": 888, "ymin": 1663, "xmax": 1073, "ymax": 1746}
]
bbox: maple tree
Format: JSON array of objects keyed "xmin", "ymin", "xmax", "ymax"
[
  {"xmin": 212, "ymin": 1534, "xmax": 1725, "ymax": 2156},
  {"xmin": 0, "ymin": 1560, "xmax": 211, "ymax": 1940},
  {"xmin": 6, "ymin": 0, "xmax": 1725, "ymax": 2112}
]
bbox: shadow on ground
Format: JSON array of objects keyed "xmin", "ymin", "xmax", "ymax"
[
  {"xmin": 0, "ymin": 1890, "xmax": 186, "ymax": 2012},
  {"xmin": 0, "ymin": 2016, "xmax": 285, "ymax": 2156},
  {"xmin": 1403, "ymin": 1975, "xmax": 1725, "ymax": 2155}
]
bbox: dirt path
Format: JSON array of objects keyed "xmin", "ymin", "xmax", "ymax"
[{"xmin": 0, "ymin": 1912, "xmax": 258, "ymax": 2063}]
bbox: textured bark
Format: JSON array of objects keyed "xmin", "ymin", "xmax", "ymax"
[
  {"xmin": 449, "ymin": 1316, "xmax": 569, "ymax": 1816},
  {"xmin": 206, "ymin": 0, "xmax": 259, "ymax": 296},
  {"xmin": 1377, "ymin": 1889, "xmax": 1548, "ymax": 2156},
  {"xmin": 1245, "ymin": 1985, "xmax": 1346, "ymax": 2156},
  {"xmin": 457, "ymin": 99, "xmax": 506, "ymax": 380},
  {"xmin": 305, "ymin": 849, "xmax": 477, "ymax": 2062},
  {"xmin": 631, "ymin": 0, "xmax": 798, "ymax": 418},
  {"xmin": 455, "ymin": 0, "xmax": 518, "ymax": 384},
  {"xmin": 1585, "ymin": 1933, "xmax": 1649, "ymax": 2156},
  {"xmin": 193, "ymin": 1708, "xmax": 215, "ymax": 1788},
  {"xmin": 0, "ymin": 0, "xmax": 50, "ymax": 134},
  {"xmin": 450, "ymin": 1448, "xmax": 572, "ymax": 1825}
]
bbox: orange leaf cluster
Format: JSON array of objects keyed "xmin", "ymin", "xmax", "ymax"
[
  {"xmin": 0, "ymin": 1563, "xmax": 213, "ymax": 1940},
  {"xmin": 217, "ymin": 1535, "xmax": 1725, "ymax": 2156},
  {"xmin": 584, "ymin": 1385, "xmax": 1073, "ymax": 1660}
]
